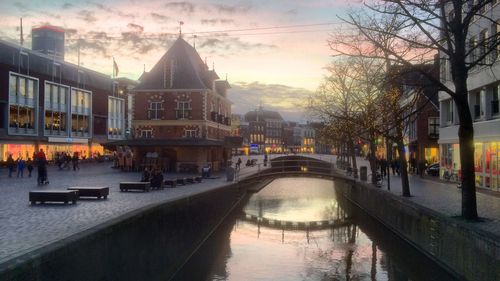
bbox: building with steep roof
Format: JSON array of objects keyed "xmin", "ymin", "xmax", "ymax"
[{"xmin": 121, "ymin": 36, "xmax": 232, "ymax": 172}]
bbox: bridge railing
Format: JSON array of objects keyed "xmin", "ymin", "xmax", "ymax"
[{"xmin": 235, "ymin": 157, "xmax": 337, "ymax": 182}]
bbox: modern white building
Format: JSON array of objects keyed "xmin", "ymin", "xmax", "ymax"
[{"xmin": 438, "ymin": 2, "xmax": 500, "ymax": 191}]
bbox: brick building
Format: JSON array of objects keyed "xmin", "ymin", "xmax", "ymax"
[{"xmin": 116, "ymin": 36, "xmax": 232, "ymax": 172}]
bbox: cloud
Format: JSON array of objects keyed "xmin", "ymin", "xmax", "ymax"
[
  {"xmin": 78, "ymin": 10, "xmax": 97, "ymax": 23},
  {"xmin": 230, "ymin": 81, "xmax": 313, "ymax": 122},
  {"xmin": 151, "ymin": 12, "xmax": 171, "ymax": 22},
  {"xmin": 127, "ymin": 23, "xmax": 144, "ymax": 33},
  {"xmin": 164, "ymin": 1, "xmax": 195, "ymax": 14},
  {"xmin": 200, "ymin": 18, "xmax": 235, "ymax": 25},
  {"xmin": 61, "ymin": 3, "xmax": 73, "ymax": 10},
  {"xmin": 199, "ymin": 36, "xmax": 276, "ymax": 53},
  {"xmin": 212, "ymin": 3, "xmax": 251, "ymax": 14}
]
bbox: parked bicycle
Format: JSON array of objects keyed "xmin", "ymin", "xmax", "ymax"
[{"xmin": 443, "ymin": 170, "xmax": 458, "ymax": 182}]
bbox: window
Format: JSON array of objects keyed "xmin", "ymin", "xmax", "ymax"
[
  {"xmin": 428, "ymin": 117, "xmax": 439, "ymax": 138},
  {"xmin": 108, "ymin": 97, "xmax": 125, "ymax": 139},
  {"xmin": 70, "ymin": 88, "xmax": 91, "ymax": 137},
  {"xmin": 492, "ymin": 85, "xmax": 499, "ymax": 116},
  {"xmin": 140, "ymin": 129, "xmax": 152, "ymax": 138},
  {"xmin": 479, "ymin": 29, "xmax": 488, "ymax": 64},
  {"xmin": 469, "ymin": 36, "xmax": 477, "ymax": 62},
  {"xmin": 148, "ymin": 102, "xmax": 163, "ymax": 120},
  {"xmin": 184, "ymin": 129, "xmax": 197, "ymax": 138},
  {"xmin": 44, "ymin": 82, "xmax": 69, "ymax": 136},
  {"xmin": 176, "ymin": 101, "xmax": 191, "ymax": 119},
  {"xmin": 472, "ymin": 92, "xmax": 482, "ymax": 119},
  {"xmin": 8, "ymin": 72, "xmax": 38, "ymax": 135}
]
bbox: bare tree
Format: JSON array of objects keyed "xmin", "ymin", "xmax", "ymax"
[{"xmin": 330, "ymin": 0, "xmax": 500, "ymax": 220}]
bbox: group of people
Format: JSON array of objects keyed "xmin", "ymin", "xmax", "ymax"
[
  {"xmin": 5, "ymin": 155, "xmax": 34, "ymax": 178},
  {"xmin": 54, "ymin": 152, "xmax": 80, "ymax": 171},
  {"xmin": 114, "ymin": 147, "xmax": 134, "ymax": 171},
  {"xmin": 377, "ymin": 158, "xmax": 402, "ymax": 177},
  {"xmin": 140, "ymin": 167, "xmax": 164, "ymax": 189}
]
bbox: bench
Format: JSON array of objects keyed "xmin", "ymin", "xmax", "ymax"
[
  {"xmin": 186, "ymin": 177, "xmax": 195, "ymax": 184},
  {"xmin": 194, "ymin": 176, "xmax": 202, "ymax": 183},
  {"xmin": 30, "ymin": 190, "xmax": 78, "ymax": 205},
  {"xmin": 176, "ymin": 178, "xmax": 186, "ymax": 185},
  {"xmin": 164, "ymin": 179, "xmax": 177, "ymax": 188},
  {"xmin": 120, "ymin": 182, "xmax": 151, "ymax": 192},
  {"xmin": 67, "ymin": 186, "xmax": 109, "ymax": 199}
]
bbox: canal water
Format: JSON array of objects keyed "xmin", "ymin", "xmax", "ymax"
[{"xmin": 172, "ymin": 177, "xmax": 455, "ymax": 281}]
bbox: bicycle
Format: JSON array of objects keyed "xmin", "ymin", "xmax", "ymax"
[{"xmin": 443, "ymin": 170, "xmax": 458, "ymax": 182}]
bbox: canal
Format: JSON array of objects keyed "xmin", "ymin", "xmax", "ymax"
[{"xmin": 172, "ymin": 177, "xmax": 455, "ymax": 281}]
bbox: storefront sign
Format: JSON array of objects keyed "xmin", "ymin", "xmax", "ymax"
[{"xmin": 48, "ymin": 137, "xmax": 89, "ymax": 144}]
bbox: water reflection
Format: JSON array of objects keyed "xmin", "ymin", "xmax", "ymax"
[{"xmin": 172, "ymin": 177, "xmax": 454, "ymax": 281}]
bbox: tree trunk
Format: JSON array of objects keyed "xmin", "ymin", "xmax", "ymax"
[
  {"xmin": 454, "ymin": 92, "xmax": 478, "ymax": 220},
  {"xmin": 348, "ymin": 138, "xmax": 358, "ymax": 178},
  {"xmin": 396, "ymin": 136, "xmax": 410, "ymax": 197},
  {"xmin": 369, "ymin": 136, "xmax": 378, "ymax": 184}
]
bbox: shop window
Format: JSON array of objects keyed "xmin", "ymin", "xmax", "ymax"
[
  {"xmin": 44, "ymin": 82, "xmax": 69, "ymax": 136},
  {"xmin": 70, "ymin": 88, "xmax": 91, "ymax": 137}
]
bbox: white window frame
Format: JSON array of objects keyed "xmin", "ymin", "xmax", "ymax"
[
  {"xmin": 70, "ymin": 87, "xmax": 92, "ymax": 138},
  {"xmin": 8, "ymin": 72, "xmax": 38, "ymax": 136},
  {"xmin": 108, "ymin": 96, "xmax": 125, "ymax": 140},
  {"xmin": 149, "ymin": 101, "xmax": 163, "ymax": 120},
  {"xmin": 44, "ymin": 81, "xmax": 70, "ymax": 137}
]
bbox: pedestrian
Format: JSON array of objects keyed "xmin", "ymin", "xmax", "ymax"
[
  {"xmin": 150, "ymin": 168, "xmax": 164, "ymax": 189},
  {"xmin": 36, "ymin": 149, "xmax": 48, "ymax": 185},
  {"xmin": 418, "ymin": 160, "xmax": 426, "ymax": 178},
  {"xmin": 141, "ymin": 167, "xmax": 151, "ymax": 182},
  {"xmin": 72, "ymin": 152, "xmax": 80, "ymax": 171},
  {"xmin": 27, "ymin": 158, "xmax": 33, "ymax": 177},
  {"xmin": 6, "ymin": 154, "xmax": 15, "ymax": 177},
  {"xmin": 391, "ymin": 159, "xmax": 397, "ymax": 176},
  {"xmin": 236, "ymin": 157, "xmax": 242, "ymax": 170},
  {"xmin": 16, "ymin": 157, "xmax": 25, "ymax": 178}
]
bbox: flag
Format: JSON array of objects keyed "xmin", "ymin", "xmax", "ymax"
[{"xmin": 113, "ymin": 58, "xmax": 119, "ymax": 77}]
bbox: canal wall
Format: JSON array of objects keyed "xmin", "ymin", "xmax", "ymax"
[
  {"xmin": 335, "ymin": 178, "xmax": 500, "ymax": 281},
  {"xmin": 0, "ymin": 183, "xmax": 245, "ymax": 281}
]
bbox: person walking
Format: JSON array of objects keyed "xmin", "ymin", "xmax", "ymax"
[
  {"xmin": 16, "ymin": 157, "xmax": 25, "ymax": 178},
  {"xmin": 236, "ymin": 157, "xmax": 242, "ymax": 171},
  {"xmin": 6, "ymin": 154, "xmax": 15, "ymax": 177},
  {"xmin": 36, "ymin": 149, "xmax": 48, "ymax": 185},
  {"xmin": 72, "ymin": 152, "xmax": 80, "ymax": 171},
  {"xmin": 27, "ymin": 158, "xmax": 34, "ymax": 177}
]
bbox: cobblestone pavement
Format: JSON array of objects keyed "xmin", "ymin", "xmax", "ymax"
[
  {"xmin": 308, "ymin": 154, "xmax": 500, "ymax": 238},
  {"xmin": 0, "ymin": 158, "xmax": 266, "ymax": 265}
]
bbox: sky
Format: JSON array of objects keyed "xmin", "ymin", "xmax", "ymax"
[{"xmin": 0, "ymin": 0, "xmax": 358, "ymax": 122}]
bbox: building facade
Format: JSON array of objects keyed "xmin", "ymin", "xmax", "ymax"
[
  {"xmin": 0, "ymin": 28, "xmax": 126, "ymax": 161},
  {"xmin": 438, "ymin": 2, "xmax": 500, "ymax": 190},
  {"xmin": 244, "ymin": 107, "xmax": 284, "ymax": 153},
  {"xmin": 123, "ymin": 36, "xmax": 232, "ymax": 172}
]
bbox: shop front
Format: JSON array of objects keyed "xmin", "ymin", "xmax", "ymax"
[{"xmin": 440, "ymin": 142, "xmax": 500, "ymax": 191}]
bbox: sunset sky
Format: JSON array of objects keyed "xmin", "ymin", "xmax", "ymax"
[{"xmin": 0, "ymin": 0, "xmax": 358, "ymax": 121}]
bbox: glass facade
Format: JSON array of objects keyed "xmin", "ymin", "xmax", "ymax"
[
  {"xmin": 108, "ymin": 97, "xmax": 125, "ymax": 139},
  {"xmin": 44, "ymin": 82, "xmax": 69, "ymax": 136},
  {"xmin": 8, "ymin": 72, "xmax": 38, "ymax": 135},
  {"xmin": 70, "ymin": 88, "xmax": 91, "ymax": 137}
]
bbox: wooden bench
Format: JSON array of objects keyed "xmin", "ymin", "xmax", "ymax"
[
  {"xmin": 164, "ymin": 179, "xmax": 177, "ymax": 188},
  {"xmin": 67, "ymin": 187, "xmax": 109, "ymax": 199},
  {"xmin": 120, "ymin": 182, "xmax": 151, "ymax": 192},
  {"xmin": 30, "ymin": 190, "xmax": 78, "ymax": 205},
  {"xmin": 176, "ymin": 178, "xmax": 186, "ymax": 185}
]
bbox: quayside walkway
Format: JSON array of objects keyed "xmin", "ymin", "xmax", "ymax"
[{"xmin": 0, "ymin": 157, "xmax": 265, "ymax": 266}]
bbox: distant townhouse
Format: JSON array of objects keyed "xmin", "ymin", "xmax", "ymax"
[
  {"xmin": 244, "ymin": 107, "xmax": 284, "ymax": 153},
  {"xmin": 0, "ymin": 26, "xmax": 126, "ymax": 161},
  {"xmin": 438, "ymin": 2, "xmax": 500, "ymax": 191}
]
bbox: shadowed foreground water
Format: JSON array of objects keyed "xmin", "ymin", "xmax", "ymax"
[{"xmin": 172, "ymin": 177, "xmax": 455, "ymax": 281}]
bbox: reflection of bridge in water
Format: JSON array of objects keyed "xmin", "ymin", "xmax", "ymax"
[{"xmin": 239, "ymin": 212, "xmax": 353, "ymax": 231}]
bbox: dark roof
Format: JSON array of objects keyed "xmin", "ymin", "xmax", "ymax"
[
  {"xmin": 0, "ymin": 39, "xmax": 112, "ymax": 91},
  {"xmin": 244, "ymin": 109, "xmax": 283, "ymax": 122},
  {"xmin": 134, "ymin": 37, "xmax": 222, "ymax": 91},
  {"xmin": 107, "ymin": 138, "xmax": 225, "ymax": 147}
]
